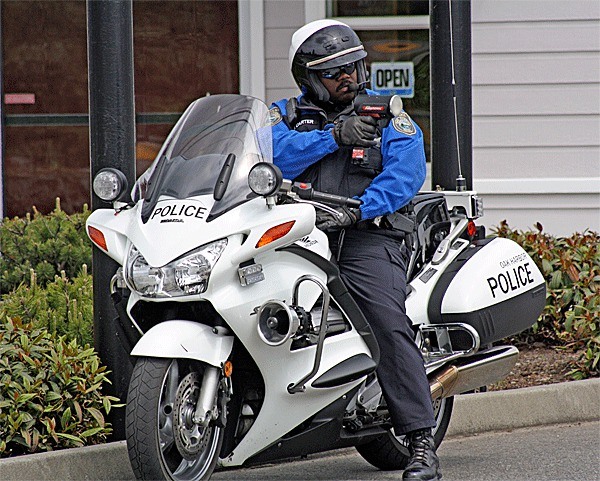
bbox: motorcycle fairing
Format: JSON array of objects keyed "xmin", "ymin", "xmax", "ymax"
[
  {"xmin": 218, "ymin": 326, "xmax": 372, "ymax": 467},
  {"xmin": 86, "ymin": 208, "xmax": 134, "ymax": 265},
  {"xmin": 244, "ymin": 384, "xmax": 387, "ymax": 466},
  {"xmin": 209, "ymin": 247, "xmax": 374, "ymax": 467},
  {"xmin": 89, "ymin": 196, "xmax": 316, "ymax": 273}
]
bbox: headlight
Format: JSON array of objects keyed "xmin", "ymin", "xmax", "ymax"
[{"xmin": 125, "ymin": 239, "xmax": 227, "ymax": 298}]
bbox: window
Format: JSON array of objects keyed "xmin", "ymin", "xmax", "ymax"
[
  {"xmin": 327, "ymin": 0, "xmax": 431, "ymax": 160},
  {"xmin": 328, "ymin": 0, "xmax": 428, "ymax": 17},
  {"xmin": 357, "ymin": 29, "xmax": 430, "ymax": 160}
]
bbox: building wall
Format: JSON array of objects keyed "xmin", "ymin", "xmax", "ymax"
[
  {"xmin": 470, "ymin": 0, "xmax": 600, "ymax": 236},
  {"xmin": 262, "ymin": 0, "xmax": 600, "ymax": 237},
  {"xmin": 264, "ymin": 0, "xmax": 304, "ymax": 103}
]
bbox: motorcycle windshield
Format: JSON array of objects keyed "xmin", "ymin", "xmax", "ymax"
[{"xmin": 139, "ymin": 95, "xmax": 273, "ymax": 223}]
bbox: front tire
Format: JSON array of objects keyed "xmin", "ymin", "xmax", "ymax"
[
  {"xmin": 126, "ymin": 357, "xmax": 224, "ymax": 481},
  {"xmin": 356, "ymin": 395, "xmax": 453, "ymax": 470}
]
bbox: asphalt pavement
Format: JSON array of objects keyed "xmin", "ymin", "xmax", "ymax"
[
  {"xmin": 0, "ymin": 378, "xmax": 598, "ymax": 481},
  {"xmin": 211, "ymin": 421, "xmax": 600, "ymax": 480}
]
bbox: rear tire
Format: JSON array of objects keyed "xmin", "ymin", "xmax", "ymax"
[
  {"xmin": 126, "ymin": 357, "xmax": 224, "ymax": 481},
  {"xmin": 356, "ymin": 396, "xmax": 453, "ymax": 470}
]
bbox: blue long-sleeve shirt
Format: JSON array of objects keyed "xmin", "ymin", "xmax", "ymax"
[{"xmin": 270, "ymin": 92, "xmax": 426, "ymax": 220}]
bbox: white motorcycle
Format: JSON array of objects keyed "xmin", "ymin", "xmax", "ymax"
[{"xmin": 87, "ymin": 94, "xmax": 546, "ymax": 481}]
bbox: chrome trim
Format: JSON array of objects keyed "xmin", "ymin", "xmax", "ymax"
[
  {"xmin": 305, "ymin": 45, "xmax": 365, "ymax": 67},
  {"xmin": 430, "ymin": 346, "xmax": 519, "ymax": 399},
  {"xmin": 288, "ymin": 275, "xmax": 331, "ymax": 394},
  {"xmin": 420, "ymin": 323, "xmax": 481, "ymax": 369}
]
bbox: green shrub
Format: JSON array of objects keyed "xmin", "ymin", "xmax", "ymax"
[
  {"xmin": 0, "ymin": 199, "xmax": 91, "ymax": 295},
  {"xmin": 493, "ymin": 221, "xmax": 600, "ymax": 379},
  {"xmin": 0, "ymin": 317, "xmax": 118, "ymax": 457},
  {"xmin": 0, "ymin": 268, "xmax": 93, "ymax": 347}
]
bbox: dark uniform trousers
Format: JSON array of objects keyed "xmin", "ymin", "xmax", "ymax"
[{"xmin": 329, "ymin": 228, "xmax": 436, "ymax": 435}]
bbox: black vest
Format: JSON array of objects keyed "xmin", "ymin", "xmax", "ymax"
[{"xmin": 283, "ymin": 97, "xmax": 383, "ymax": 200}]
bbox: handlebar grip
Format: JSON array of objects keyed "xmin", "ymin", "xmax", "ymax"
[
  {"xmin": 311, "ymin": 191, "xmax": 362, "ymax": 208},
  {"xmin": 345, "ymin": 197, "xmax": 363, "ymax": 208},
  {"xmin": 291, "ymin": 182, "xmax": 363, "ymax": 207}
]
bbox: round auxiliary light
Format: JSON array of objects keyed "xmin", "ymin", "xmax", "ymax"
[
  {"xmin": 93, "ymin": 168, "xmax": 128, "ymax": 202},
  {"xmin": 248, "ymin": 162, "xmax": 283, "ymax": 197}
]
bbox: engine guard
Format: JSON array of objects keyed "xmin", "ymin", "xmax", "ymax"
[{"xmin": 130, "ymin": 320, "xmax": 234, "ymax": 367}]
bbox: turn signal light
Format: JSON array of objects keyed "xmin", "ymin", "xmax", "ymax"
[
  {"xmin": 256, "ymin": 221, "xmax": 295, "ymax": 248},
  {"xmin": 223, "ymin": 361, "xmax": 233, "ymax": 378},
  {"xmin": 88, "ymin": 226, "xmax": 108, "ymax": 251}
]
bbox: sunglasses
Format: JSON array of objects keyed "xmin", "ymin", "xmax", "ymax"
[{"xmin": 320, "ymin": 62, "xmax": 357, "ymax": 80}]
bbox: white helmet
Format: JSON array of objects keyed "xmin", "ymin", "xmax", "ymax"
[{"xmin": 288, "ymin": 19, "xmax": 368, "ymax": 102}]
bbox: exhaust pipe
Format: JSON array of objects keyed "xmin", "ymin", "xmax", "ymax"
[{"xmin": 429, "ymin": 346, "xmax": 519, "ymax": 399}]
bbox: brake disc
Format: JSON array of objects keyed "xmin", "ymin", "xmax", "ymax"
[{"xmin": 173, "ymin": 371, "xmax": 213, "ymax": 460}]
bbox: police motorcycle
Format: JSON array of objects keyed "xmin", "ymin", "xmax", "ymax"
[{"xmin": 87, "ymin": 94, "xmax": 546, "ymax": 481}]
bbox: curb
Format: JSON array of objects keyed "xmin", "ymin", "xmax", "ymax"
[
  {"xmin": 447, "ymin": 377, "xmax": 600, "ymax": 437},
  {"xmin": 0, "ymin": 379, "xmax": 599, "ymax": 481}
]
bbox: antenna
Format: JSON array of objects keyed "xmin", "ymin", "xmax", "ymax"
[{"xmin": 448, "ymin": 0, "xmax": 466, "ymax": 191}]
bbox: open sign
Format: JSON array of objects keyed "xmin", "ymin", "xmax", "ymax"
[{"xmin": 370, "ymin": 62, "xmax": 415, "ymax": 98}]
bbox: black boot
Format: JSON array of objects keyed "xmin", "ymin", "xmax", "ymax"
[{"xmin": 402, "ymin": 428, "xmax": 441, "ymax": 481}]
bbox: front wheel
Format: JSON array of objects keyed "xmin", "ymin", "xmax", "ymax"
[
  {"xmin": 356, "ymin": 395, "xmax": 453, "ymax": 470},
  {"xmin": 126, "ymin": 357, "xmax": 225, "ymax": 481}
]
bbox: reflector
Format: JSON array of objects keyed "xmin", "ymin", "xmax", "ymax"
[
  {"xmin": 467, "ymin": 221, "xmax": 477, "ymax": 238},
  {"xmin": 224, "ymin": 361, "xmax": 233, "ymax": 378}
]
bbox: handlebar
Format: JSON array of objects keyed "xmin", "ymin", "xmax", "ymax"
[{"xmin": 290, "ymin": 182, "xmax": 362, "ymax": 208}]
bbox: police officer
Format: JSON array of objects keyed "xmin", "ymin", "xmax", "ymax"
[{"xmin": 270, "ymin": 20, "xmax": 441, "ymax": 481}]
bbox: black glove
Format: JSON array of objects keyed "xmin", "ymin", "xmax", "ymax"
[
  {"xmin": 333, "ymin": 116, "xmax": 378, "ymax": 147},
  {"xmin": 316, "ymin": 206, "xmax": 362, "ymax": 232}
]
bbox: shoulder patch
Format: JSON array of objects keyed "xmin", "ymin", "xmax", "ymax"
[
  {"xmin": 392, "ymin": 112, "xmax": 416, "ymax": 136},
  {"xmin": 268, "ymin": 107, "xmax": 283, "ymax": 126}
]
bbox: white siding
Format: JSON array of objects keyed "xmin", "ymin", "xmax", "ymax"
[
  {"xmin": 263, "ymin": 0, "xmax": 306, "ymax": 104},
  {"xmin": 473, "ymin": 84, "xmax": 600, "ymax": 116},
  {"xmin": 472, "ymin": 21, "xmax": 599, "ymax": 54},
  {"xmin": 472, "ymin": 0, "xmax": 600, "ymax": 235},
  {"xmin": 471, "ymin": 0, "xmax": 598, "ymax": 22}
]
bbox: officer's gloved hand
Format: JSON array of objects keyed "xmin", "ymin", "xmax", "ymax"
[
  {"xmin": 316, "ymin": 206, "xmax": 361, "ymax": 231},
  {"xmin": 333, "ymin": 116, "xmax": 378, "ymax": 147}
]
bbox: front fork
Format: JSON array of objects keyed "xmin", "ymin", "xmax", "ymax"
[
  {"xmin": 193, "ymin": 366, "xmax": 220, "ymax": 427},
  {"xmin": 193, "ymin": 364, "xmax": 232, "ymax": 428}
]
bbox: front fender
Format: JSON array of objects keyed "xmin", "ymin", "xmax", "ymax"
[{"xmin": 131, "ymin": 320, "xmax": 234, "ymax": 367}]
